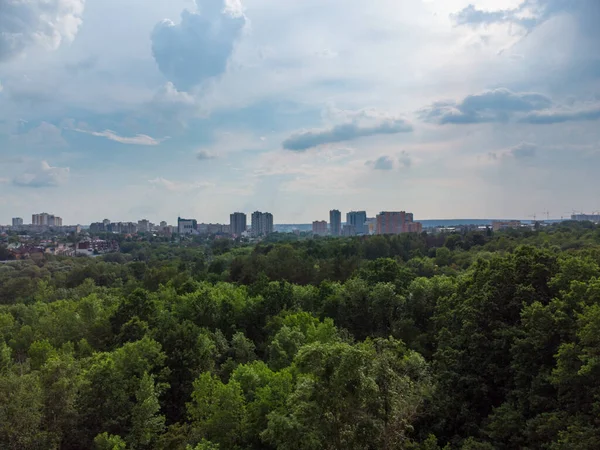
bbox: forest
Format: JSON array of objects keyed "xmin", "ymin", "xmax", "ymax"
[{"xmin": 1, "ymin": 221, "xmax": 600, "ymax": 449}]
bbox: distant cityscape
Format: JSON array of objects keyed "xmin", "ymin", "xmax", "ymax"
[
  {"xmin": 2, "ymin": 210, "xmax": 600, "ymax": 261},
  {"xmin": 4, "ymin": 209, "xmax": 428, "ymax": 238},
  {"xmin": 4, "ymin": 210, "xmax": 600, "ymax": 238}
]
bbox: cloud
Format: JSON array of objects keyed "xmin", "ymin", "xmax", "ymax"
[
  {"xmin": 152, "ymin": 82, "xmax": 198, "ymax": 110},
  {"xmin": 13, "ymin": 161, "xmax": 69, "ymax": 187},
  {"xmin": 283, "ymin": 108, "xmax": 413, "ymax": 151},
  {"xmin": 151, "ymin": 0, "xmax": 247, "ymax": 90},
  {"xmin": 398, "ymin": 151, "xmax": 412, "ymax": 168},
  {"xmin": 11, "ymin": 122, "xmax": 67, "ymax": 148},
  {"xmin": 149, "ymin": 177, "xmax": 214, "ymax": 192},
  {"xmin": 366, "ymin": 151, "xmax": 412, "ymax": 171},
  {"xmin": 65, "ymin": 56, "xmax": 98, "ymax": 74},
  {"xmin": 1, "ymin": 156, "xmax": 30, "ymax": 164},
  {"xmin": 488, "ymin": 142, "xmax": 537, "ymax": 162},
  {"xmin": 510, "ymin": 142, "xmax": 537, "ymax": 159},
  {"xmin": 419, "ymin": 88, "xmax": 552, "ymax": 124},
  {"xmin": 197, "ymin": 150, "xmax": 217, "ymax": 160},
  {"xmin": 452, "ymin": 4, "xmax": 535, "ymax": 29},
  {"xmin": 0, "ymin": 0, "xmax": 85, "ymax": 62},
  {"xmin": 72, "ymin": 128, "xmax": 165, "ymax": 146},
  {"xmin": 519, "ymin": 104, "xmax": 600, "ymax": 124},
  {"xmin": 372, "ymin": 155, "xmax": 394, "ymax": 170},
  {"xmin": 453, "ymin": 1, "xmax": 600, "ymax": 34}
]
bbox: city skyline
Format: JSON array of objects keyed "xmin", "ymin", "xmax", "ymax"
[
  {"xmin": 4, "ymin": 207, "xmax": 599, "ymax": 227},
  {"xmin": 1, "ymin": 1, "xmax": 600, "ymax": 224}
]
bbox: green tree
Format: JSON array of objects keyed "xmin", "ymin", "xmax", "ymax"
[
  {"xmin": 94, "ymin": 432, "xmax": 127, "ymax": 450},
  {"xmin": 128, "ymin": 372, "xmax": 165, "ymax": 449},
  {"xmin": 188, "ymin": 372, "xmax": 246, "ymax": 448}
]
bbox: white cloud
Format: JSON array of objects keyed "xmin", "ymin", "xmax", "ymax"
[
  {"xmin": 13, "ymin": 161, "xmax": 70, "ymax": 187},
  {"xmin": 0, "ymin": 0, "xmax": 85, "ymax": 62},
  {"xmin": 149, "ymin": 82, "xmax": 201, "ymax": 125},
  {"xmin": 72, "ymin": 128, "xmax": 166, "ymax": 146}
]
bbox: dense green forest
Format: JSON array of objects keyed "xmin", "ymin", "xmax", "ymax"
[{"xmin": 2, "ymin": 222, "xmax": 600, "ymax": 449}]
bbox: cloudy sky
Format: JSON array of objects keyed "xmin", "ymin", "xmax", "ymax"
[{"xmin": 1, "ymin": 0, "xmax": 599, "ymax": 225}]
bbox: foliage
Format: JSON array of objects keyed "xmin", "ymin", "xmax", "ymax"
[{"xmin": 0, "ymin": 222, "xmax": 599, "ymax": 448}]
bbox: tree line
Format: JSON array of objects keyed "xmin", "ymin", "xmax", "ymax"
[{"xmin": 1, "ymin": 221, "xmax": 600, "ymax": 448}]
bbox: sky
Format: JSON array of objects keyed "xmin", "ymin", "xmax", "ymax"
[{"xmin": 1, "ymin": 0, "xmax": 599, "ymax": 225}]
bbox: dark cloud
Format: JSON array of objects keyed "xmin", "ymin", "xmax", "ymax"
[
  {"xmin": 372, "ymin": 156, "xmax": 394, "ymax": 170},
  {"xmin": 13, "ymin": 161, "xmax": 69, "ymax": 188},
  {"xmin": 151, "ymin": 0, "xmax": 246, "ymax": 90},
  {"xmin": 283, "ymin": 119, "xmax": 412, "ymax": 151},
  {"xmin": 196, "ymin": 149, "xmax": 216, "ymax": 160},
  {"xmin": 419, "ymin": 88, "xmax": 553, "ymax": 124},
  {"xmin": 510, "ymin": 142, "xmax": 536, "ymax": 159},
  {"xmin": 0, "ymin": 0, "xmax": 84, "ymax": 62}
]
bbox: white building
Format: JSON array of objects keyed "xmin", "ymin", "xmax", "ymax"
[{"xmin": 178, "ymin": 217, "xmax": 197, "ymax": 235}]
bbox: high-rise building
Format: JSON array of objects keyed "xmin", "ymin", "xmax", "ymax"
[
  {"xmin": 230, "ymin": 212, "xmax": 247, "ymax": 236},
  {"xmin": 160, "ymin": 221, "xmax": 167, "ymax": 228},
  {"xmin": 32, "ymin": 213, "xmax": 62, "ymax": 227},
  {"xmin": 312, "ymin": 220, "xmax": 328, "ymax": 236},
  {"xmin": 12, "ymin": 218, "xmax": 23, "ymax": 227},
  {"xmin": 251, "ymin": 211, "xmax": 274, "ymax": 237},
  {"xmin": 346, "ymin": 211, "xmax": 367, "ymax": 235},
  {"xmin": 376, "ymin": 211, "xmax": 421, "ymax": 234},
  {"xmin": 138, "ymin": 219, "xmax": 150, "ymax": 233},
  {"xmin": 178, "ymin": 217, "xmax": 197, "ymax": 235},
  {"xmin": 329, "ymin": 210, "xmax": 341, "ymax": 236}
]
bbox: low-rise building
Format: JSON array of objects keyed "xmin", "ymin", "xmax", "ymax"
[
  {"xmin": 178, "ymin": 217, "xmax": 198, "ymax": 235},
  {"xmin": 76, "ymin": 239, "xmax": 119, "ymax": 255},
  {"xmin": 571, "ymin": 214, "xmax": 600, "ymax": 223},
  {"xmin": 342, "ymin": 224, "xmax": 356, "ymax": 236},
  {"xmin": 492, "ymin": 220, "xmax": 522, "ymax": 232},
  {"xmin": 376, "ymin": 211, "xmax": 422, "ymax": 235}
]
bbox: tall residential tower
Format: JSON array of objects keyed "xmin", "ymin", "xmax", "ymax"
[
  {"xmin": 251, "ymin": 211, "xmax": 274, "ymax": 237},
  {"xmin": 346, "ymin": 211, "xmax": 367, "ymax": 235},
  {"xmin": 230, "ymin": 212, "xmax": 247, "ymax": 236},
  {"xmin": 329, "ymin": 210, "xmax": 341, "ymax": 236}
]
